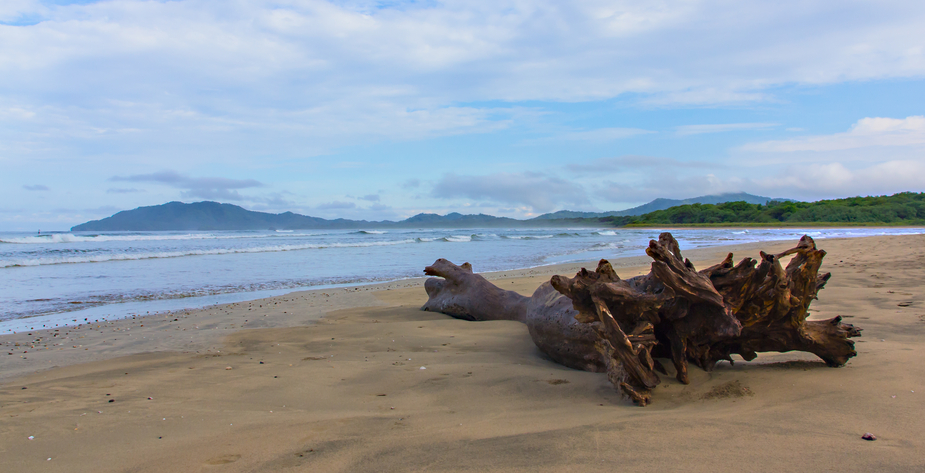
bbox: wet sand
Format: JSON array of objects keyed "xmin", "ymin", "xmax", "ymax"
[{"xmin": 1, "ymin": 235, "xmax": 924, "ymax": 472}]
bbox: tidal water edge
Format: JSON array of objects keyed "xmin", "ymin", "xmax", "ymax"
[{"xmin": 2, "ymin": 227, "xmax": 923, "ymax": 332}]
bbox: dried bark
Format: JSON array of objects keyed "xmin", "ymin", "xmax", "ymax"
[{"xmin": 422, "ymin": 233, "xmax": 861, "ymax": 406}]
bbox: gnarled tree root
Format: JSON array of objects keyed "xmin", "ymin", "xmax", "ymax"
[{"xmin": 422, "ymin": 233, "xmax": 861, "ymax": 405}]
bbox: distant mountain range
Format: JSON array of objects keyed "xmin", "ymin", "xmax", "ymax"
[
  {"xmin": 532, "ymin": 192, "xmax": 791, "ymax": 219},
  {"xmin": 71, "ymin": 193, "xmax": 790, "ymax": 231}
]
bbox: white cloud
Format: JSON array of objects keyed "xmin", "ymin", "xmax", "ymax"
[
  {"xmin": 316, "ymin": 201, "xmax": 356, "ymax": 210},
  {"xmin": 751, "ymin": 160, "xmax": 925, "ymax": 199},
  {"xmin": 575, "ymin": 135, "xmax": 925, "ymax": 201},
  {"xmin": 3, "ymin": 1, "xmax": 925, "ymax": 226},
  {"xmin": 1, "ymin": 0, "xmax": 923, "ymax": 157},
  {"xmin": 642, "ymin": 89, "xmax": 772, "ymax": 106},
  {"xmin": 556, "ymin": 127, "xmax": 652, "ymax": 142},
  {"xmin": 109, "ymin": 170, "xmax": 264, "ymax": 201},
  {"xmin": 401, "ymin": 178, "xmax": 421, "ymax": 189},
  {"xmin": 566, "ymin": 155, "xmax": 707, "ymax": 174},
  {"xmin": 106, "ymin": 188, "xmax": 142, "ymax": 194},
  {"xmin": 596, "ymin": 174, "xmax": 747, "ymax": 204},
  {"xmin": 521, "ymin": 127, "xmax": 653, "ymax": 145},
  {"xmin": 676, "ymin": 122, "xmax": 777, "ymax": 136},
  {"xmin": 741, "ymin": 116, "xmax": 925, "ymax": 152},
  {"xmin": 0, "ymin": 0, "xmax": 42, "ymax": 23},
  {"xmin": 431, "ymin": 172, "xmax": 591, "ymax": 213},
  {"xmin": 0, "ymin": 105, "xmax": 35, "ymax": 120},
  {"xmin": 591, "ymin": 159, "xmax": 925, "ymax": 204}
]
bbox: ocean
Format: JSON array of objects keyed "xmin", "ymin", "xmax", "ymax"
[{"xmin": 2, "ymin": 226, "xmax": 923, "ymax": 333}]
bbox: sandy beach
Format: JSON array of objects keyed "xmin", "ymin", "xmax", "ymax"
[{"xmin": 2, "ymin": 235, "xmax": 923, "ymax": 472}]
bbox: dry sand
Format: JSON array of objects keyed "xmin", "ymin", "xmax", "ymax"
[{"xmin": 1, "ymin": 235, "xmax": 923, "ymax": 472}]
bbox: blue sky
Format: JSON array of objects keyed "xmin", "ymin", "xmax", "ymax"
[{"xmin": 1, "ymin": 0, "xmax": 924, "ymax": 230}]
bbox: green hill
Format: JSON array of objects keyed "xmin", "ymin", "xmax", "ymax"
[
  {"xmin": 72, "ymin": 202, "xmax": 546, "ymax": 231},
  {"xmin": 607, "ymin": 192, "xmax": 925, "ymax": 226},
  {"xmin": 72, "ymin": 201, "xmax": 354, "ymax": 231}
]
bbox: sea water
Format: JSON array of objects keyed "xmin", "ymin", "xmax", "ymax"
[{"xmin": 2, "ymin": 226, "xmax": 923, "ymax": 332}]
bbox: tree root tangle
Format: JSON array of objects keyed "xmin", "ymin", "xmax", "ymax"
[{"xmin": 422, "ymin": 233, "xmax": 861, "ymax": 406}]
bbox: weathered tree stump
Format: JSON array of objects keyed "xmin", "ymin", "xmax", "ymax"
[{"xmin": 422, "ymin": 233, "xmax": 861, "ymax": 406}]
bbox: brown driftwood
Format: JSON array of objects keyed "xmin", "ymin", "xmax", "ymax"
[{"xmin": 422, "ymin": 233, "xmax": 861, "ymax": 406}]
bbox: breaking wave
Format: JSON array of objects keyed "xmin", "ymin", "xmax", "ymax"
[
  {"xmin": 1, "ymin": 239, "xmax": 418, "ymax": 268},
  {"xmin": 502, "ymin": 234, "xmax": 554, "ymax": 240},
  {"xmin": 0, "ymin": 232, "xmax": 318, "ymax": 244},
  {"xmin": 441, "ymin": 235, "xmax": 472, "ymax": 242}
]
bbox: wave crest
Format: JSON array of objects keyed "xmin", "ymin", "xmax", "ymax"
[
  {"xmin": 1, "ymin": 239, "xmax": 417, "ymax": 268},
  {"xmin": 0, "ymin": 232, "xmax": 320, "ymax": 244}
]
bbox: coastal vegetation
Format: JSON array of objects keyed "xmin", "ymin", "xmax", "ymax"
[{"xmin": 606, "ymin": 192, "xmax": 925, "ymax": 227}]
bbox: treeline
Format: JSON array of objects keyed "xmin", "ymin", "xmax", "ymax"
[{"xmin": 605, "ymin": 192, "xmax": 925, "ymax": 226}]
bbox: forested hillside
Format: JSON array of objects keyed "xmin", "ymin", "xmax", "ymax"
[{"xmin": 607, "ymin": 192, "xmax": 925, "ymax": 226}]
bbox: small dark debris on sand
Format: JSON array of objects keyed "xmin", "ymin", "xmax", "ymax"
[{"xmin": 701, "ymin": 380, "xmax": 754, "ymax": 400}]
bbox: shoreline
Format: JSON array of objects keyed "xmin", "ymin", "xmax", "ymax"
[
  {"xmin": 1, "ymin": 233, "xmax": 924, "ymax": 471},
  {"xmin": 0, "ymin": 237, "xmax": 812, "ymax": 384},
  {"xmin": 4, "ymin": 227, "xmax": 923, "ymax": 334},
  {"xmin": 0, "ymin": 238, "xmax": 788, "ymax": 383},
  {"xmin": 0, "ymin": 236, "xmax": 739, "ymax": 334},
  {"xmin": 10, "ymin": 226, "xmax": 923, "ymax": 335}
]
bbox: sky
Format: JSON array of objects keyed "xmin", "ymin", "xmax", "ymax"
[{"xmin": 1, "ymin": 0, "xmax": 924, "ymax": 230}]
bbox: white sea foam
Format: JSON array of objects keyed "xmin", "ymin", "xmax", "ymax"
[
  {"xmin": 443, "ymin": 235, "xmax": 472, "ymax": 242},
  {"xmin": 0, "ymin": 238, "xmax": 418, "ymax": 267},
  {"xmin": 505, "ymin": 234, "xmax": 553, "ymax": 240},
  {"xmin": 471, "ymin": 233, "xmax": 499, "ymax": 240},
  {"xmin": 589, "ymin": 242, "xmax": 625, "ymax": 250},
  {"xmin": 0, "ymin": 232, "xmax": 320, "ymax": 244},
  {"xmin": 596, "ymin": 230, "xmax": 617, "ymax": 236}
]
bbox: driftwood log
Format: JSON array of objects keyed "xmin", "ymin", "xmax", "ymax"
[{"xmin": 422, "ymin": 233, "xmax": 861, "ymax": 406}]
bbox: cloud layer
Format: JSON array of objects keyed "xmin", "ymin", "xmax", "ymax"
[
  {"xmin": 676, "ymin": 123, "xmax": 777, "ymax": 136},
  {"xmin": 741, "ymin": 116, "xmax": 925, "ymax": 153},
  {"xmin": 2, "ymin": 1, "xmax": 924, "ymax": 156},
  {"xmin": 432, "ymin": 172, "xmax": 591, "ymax": 213},
  {"xmin": 110, "ymin": 171, "xmax": 264, "ymax": 201}
]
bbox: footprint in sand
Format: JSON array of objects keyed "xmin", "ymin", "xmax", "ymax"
[{"xmin": 205, "ymin": 454, "xmax": 241, "ymax": 465}]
